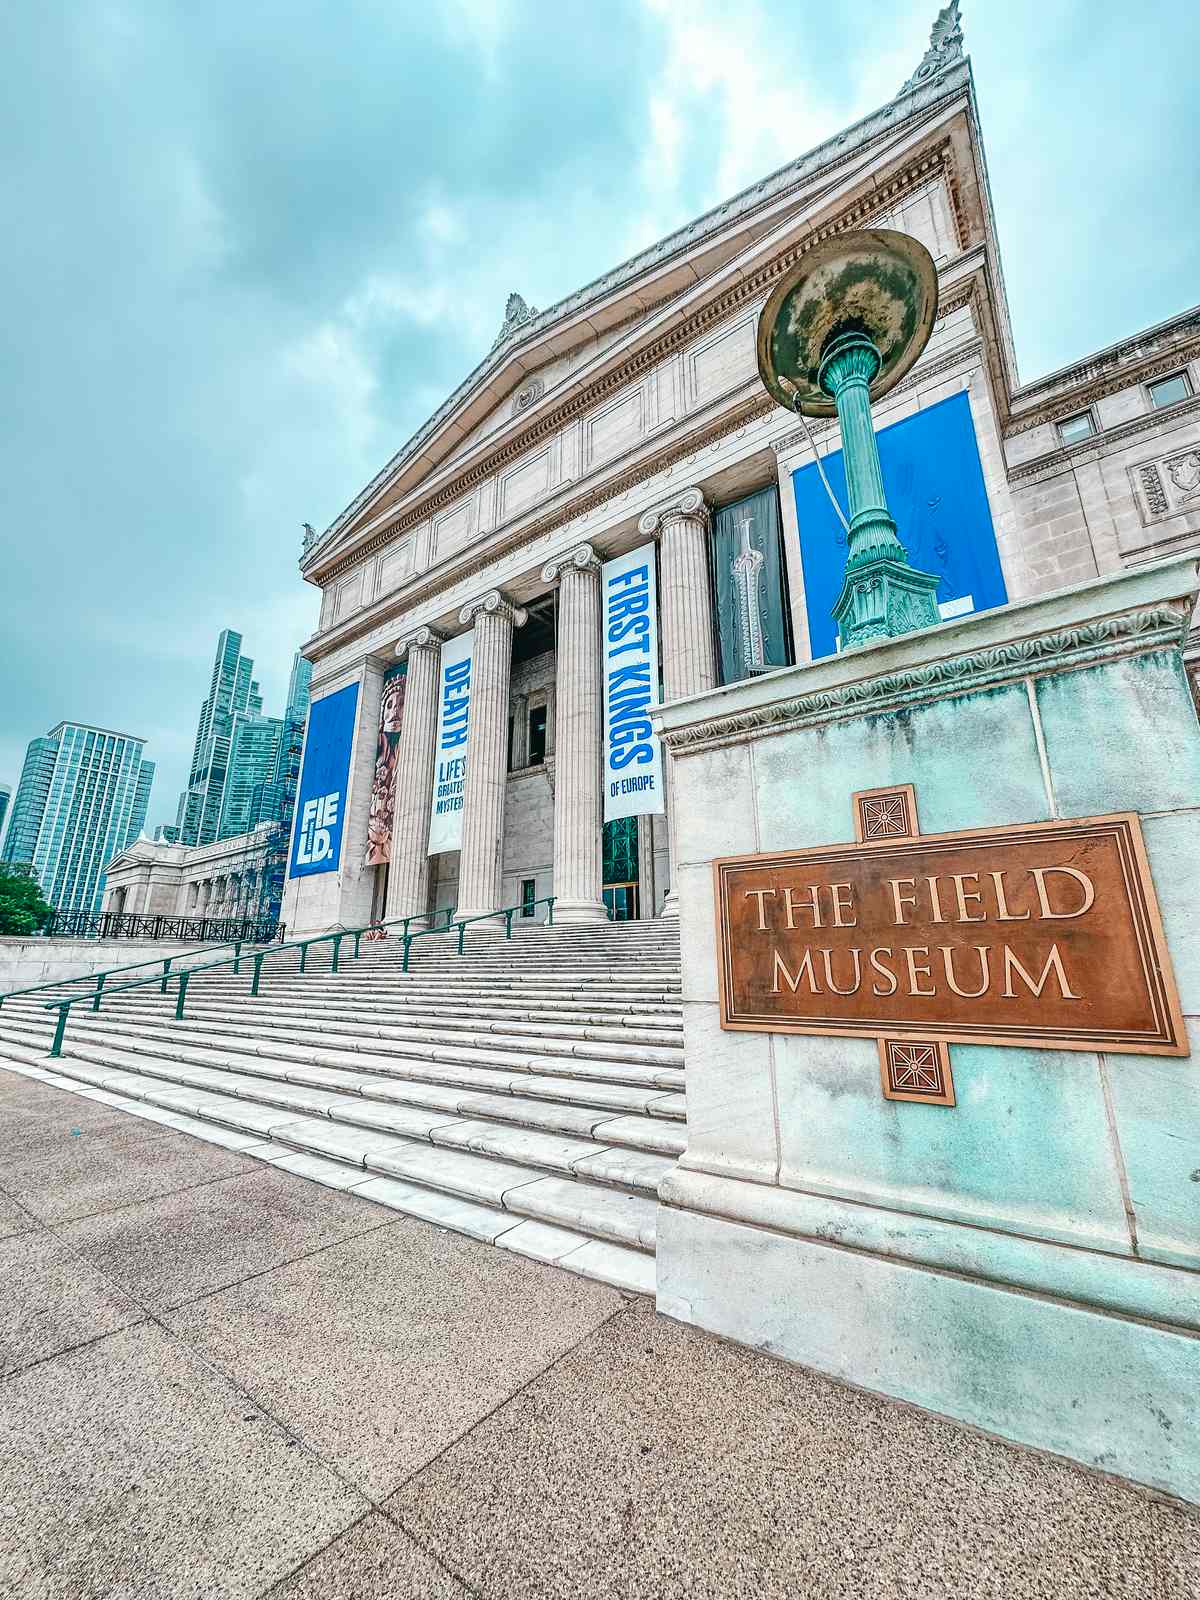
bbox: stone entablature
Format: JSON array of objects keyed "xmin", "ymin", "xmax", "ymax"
[{"xmin": 102, "ymin": 824, "xmax": 275, "ymax": 921}]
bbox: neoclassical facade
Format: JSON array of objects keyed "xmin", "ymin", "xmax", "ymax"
[
  {"xmin": 282, "ymin": 16, "xmax": 1200, "ymax": 940},
  {"xmin": 103, "ymin": 823, "xmax": 275, "ymax": 924}
]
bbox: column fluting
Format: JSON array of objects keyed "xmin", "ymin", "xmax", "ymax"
[
  {"xmin": 637, "ymin": 486, "xmax": 716, "ymax": 917},
  {"xmin": 455, "ymin": 590, "xmax": 526, "ymax": 922},
  {"xmin": 384, "ymin": 626, "xmax": 444, "ymax": 926},
  {"xmin": 542, "ymin": 545, "xmax": 606, "ymax": 924}
]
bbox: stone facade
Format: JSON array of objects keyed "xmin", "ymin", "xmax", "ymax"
[
  {"xmin": 281, "ymin": 39, "xmax": 1200, "ymax": 941},
  {"xmin": 102, "ymin": 823, "xmax": 276, "ymax": 923}
]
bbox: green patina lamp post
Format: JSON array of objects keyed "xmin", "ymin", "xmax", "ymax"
[{"xmin": 757, "ymin": 229, "xmax": 943, "ymax": 649}]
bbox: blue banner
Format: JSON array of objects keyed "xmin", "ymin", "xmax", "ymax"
[
  {"xmin": 791, "ymin": 390, "xmax": 1007, "ymax": 659},
  {"xmin": 289, "ymin": 681, "xmax": 359, "ymax": 878}
]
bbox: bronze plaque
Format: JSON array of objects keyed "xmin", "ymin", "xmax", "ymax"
[{"xmin": 715, "ymin": 809, "xmax": 1185, "ymax": 1055}]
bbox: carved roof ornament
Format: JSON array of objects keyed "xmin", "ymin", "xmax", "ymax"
[
  {"xmin": 301, "ymin": 521, "xmax": 318, "ymax": 553},
  {"xmin": 897, "ymin": 0, "xmax": 965, "ymax": 97},
  {"xmin": 492, "ymin": 292, "xmax": 540, "ymax": 350}
]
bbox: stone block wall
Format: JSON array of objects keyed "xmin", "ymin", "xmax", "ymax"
[
  {"xmin": 0, "ymin": 940, "xmax": 201, "ymax": 992},
  {"xmin": 656, "ymin": 555, "xmax": 1200, "ymax": 1501}
]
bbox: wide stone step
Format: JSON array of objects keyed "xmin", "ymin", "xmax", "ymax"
[
  {"xmin": 61, "ymin": 1013, "xmax": 685, "ymax": 1094},
  {"xmin": 175, "ymin": 990, "xmax": 684, "ymax": 1030},
  {"xmin": 0, "ymin": 1045, "xmax": 660, "ymax": 1247},
  {"xmin": 0, "ymin": 1022, "xmax": 687, "ymax": 1146},
  {"xmin": 0, "ymin": 1048, "xmax": 654, "ymax": 1295},
  {"xmin": 146, "ymin": 996, "xmax": 685, "ymax": 1048},
  {"xmin": 7, "ymin": 1003, "xmax": 685, "ymax": 1092},
  {"xmin": 72, "ymin": 1000, "xmax": 686, "ymax": 1069}
]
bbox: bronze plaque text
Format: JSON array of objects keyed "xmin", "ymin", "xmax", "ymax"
[{"xmin": 714, "ymin": 812, "xmax": 1185, "ymax": 1055}]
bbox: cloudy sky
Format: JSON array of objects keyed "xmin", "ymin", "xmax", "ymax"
[{"xmin": 4, "ymin": 1, "xmax": 1197, "ymax": 832}]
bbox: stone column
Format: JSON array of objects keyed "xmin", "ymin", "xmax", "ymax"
[
  {"xmin": 541, "ymin": 545, "xmax": 606, "ymax": 924},
  {"xmin": 384, "ymin": 626, "xmax": 444, "ymax": 926},
  {"xmin": 638, "ymin": 486, "xmax": 716, "ymax": 917},
  {"xmin": 455, "ymin": 590, "xmax": 527, "ymax": 922}
]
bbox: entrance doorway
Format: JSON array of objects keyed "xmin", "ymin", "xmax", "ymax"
[{"xmin": 602, "ymin": 816, "xmax": 640, "ymax": 920}]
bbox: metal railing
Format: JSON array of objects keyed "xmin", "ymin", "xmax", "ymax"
[
  {"xmin": 36, "ymin": 896, "xmax": 555, "ymax": 1057},
  {"xmin": 42, "ymin": 911, "xmax": 282, "ymax": 944}
]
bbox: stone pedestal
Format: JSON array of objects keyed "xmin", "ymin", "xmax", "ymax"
[
  {"xmin": 384, "ymin": 627, "xmax": 443, "ymax": 926},
  {"xmin": 655, "ymin": 554, "xmax": 1200, "ymax": 1504},
  {"xmin": 542, "ymin": 546, "xmax": 607, "ymax": 924},
  {"xmin": 639, "ymin": 489, "xmax": 717, "ymax": 918},
  {"xmin": 455, "ymin": 590, "xmax": 526, "ymax": 923}
]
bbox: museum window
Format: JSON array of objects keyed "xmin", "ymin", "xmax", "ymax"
[
  {"xmin": 710, "ymin": 485, "xmax": 794, "ymax": 685},
  {"xmin": 528, "ymin": 704, "xmax": 548, "ymax": 765},
  {"xmin": 1147, "ymin": 372, "xmax": 1192, "ymax": 409},
  {"xmin": 1057, "ymin": 412, "xmax": 1095, "ymax": 446},
  {"xmin": 520, "ymin": 878, "xmax": 536, "ymax": 917}
]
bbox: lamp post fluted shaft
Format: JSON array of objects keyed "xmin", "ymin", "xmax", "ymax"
[{"xmin": 820, "ymin": 331, "xmax": 941, "ymax": 649}]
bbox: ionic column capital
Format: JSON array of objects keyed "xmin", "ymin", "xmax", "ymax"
[
  {"xmin": 540, "ymin": 544, "xmax": 601, "ymax": 585},
  {"xmin": 637, "ymin": 487, "xmax": 709, "ymax": 539},
  {"xmin": 458, "ymin": 588, "xmax": 528, "ymax": 629},
  {"xmin": 394, "ymin": 625, "xmax": 444, "ymax": 660}
]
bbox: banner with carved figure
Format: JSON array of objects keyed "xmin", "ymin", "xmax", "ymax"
[
  {"xmin": 365, "ymin": 662, "xmax": 406, "ymax": 866},
  {"xmin": 602, "ymin": 543, "xmax": 666, "ymax": 821}
]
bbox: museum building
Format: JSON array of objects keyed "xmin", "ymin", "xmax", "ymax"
[{"xmin": 282, "ymin": 12, "xmax": 1200, "ymax": 944}]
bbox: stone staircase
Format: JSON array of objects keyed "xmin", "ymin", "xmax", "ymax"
[{"xmin": 0, "ymin": 920, "xmax": 685, "ymax": 1294}]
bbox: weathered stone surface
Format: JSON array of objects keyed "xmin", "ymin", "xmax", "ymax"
[
  {"xmin": 165, "ymin": 1218, "xmax": 621, "ymax": 1498},
  {"xmin": 0, "ymin": 1321, "xmax": 363, "ymax": 1598},
  {"xmin": 389, "ymin": 1299, "xmax": 1194, "ymax": 1600},
  {"xmin": 0, "ymin": 1231, "xmax": 143, "ymax": 1376}
]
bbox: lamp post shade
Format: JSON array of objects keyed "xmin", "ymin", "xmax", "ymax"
[{"xmin": 756, "ymin": 228, "xmax": 939, "ymax": 418}]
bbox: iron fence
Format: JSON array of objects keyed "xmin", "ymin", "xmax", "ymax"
[{"xmin": 41, "ymin": 911, "xmax": 282, "ymax": 944}]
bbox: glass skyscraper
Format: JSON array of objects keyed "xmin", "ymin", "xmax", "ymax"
[
  {"xmin": 175, "ymin": 629, "xmax": 266, "ymax": 847},
  {"xmin": 217, "ymin": 712, "xmax": 283, "ymax": 840},
  {"xmin": 0, "ymin": 783, "xmax": 11, "ymax": 854},
  {"xmin": 1, "ymin": 723, "xmax": 155, "ymax": 913}
]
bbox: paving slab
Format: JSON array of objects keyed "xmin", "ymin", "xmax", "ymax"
[
  {"xmin": 57, "ymin": 1164, "xmax": 394, "ymax": 1312},
  {"xmin": 0, "ymin": 1186, "xmax": 38, "ymax": 1242},
  {"xmin": 387, "ymin": 1298, "xmax": 1200, "ymax": 1600},
  {"xmin": 165, "ymin": 1215, "xmax": 623, "ymax": 1498},
  {"xmin": 0, "ymin": 1320, "xmax": 364, "ymax": 1600},
  {"xmin": 267, "ymin": 1511, "xmax": 470, "ymax": 1599},
  {"xmin": 0, "ymin": 1096, "xmax": 255, "ymax": 1224},
  {"xmin": 0, "ymin": 1230, "xmax": 144, "ymax": 1376}
]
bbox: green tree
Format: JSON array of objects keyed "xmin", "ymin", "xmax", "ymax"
[{"xmin": 0, "ymin": 864, "xmax": 54, "ymax": 937}]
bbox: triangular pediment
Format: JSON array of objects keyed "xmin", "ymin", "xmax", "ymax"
[{"xmin": 304, "ymin": 48, "xmax": 987, "ymax": 581}]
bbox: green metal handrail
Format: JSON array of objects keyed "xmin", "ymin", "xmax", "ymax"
[
  {"xmin": 40, "ymin": 896, "xmax": 554, "ymax": 1058},
  {"xmin": 0, "ymin": 935, "xmax": 274, "ymax": 1011}
]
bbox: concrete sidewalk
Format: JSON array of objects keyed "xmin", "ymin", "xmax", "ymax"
[{"xmin": 1, "ymin": 1066, "xmax": 1196, "ymax": 1599}]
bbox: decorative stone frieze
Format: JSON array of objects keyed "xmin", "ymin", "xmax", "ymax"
[{"xmin": 657, "ymin": 600, "xmax": 1192, "ymax": 756}]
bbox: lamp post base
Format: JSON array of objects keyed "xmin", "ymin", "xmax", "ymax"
[{"xmin": 832, "ymin": 555, "xmax": 942, "ymax": 650}]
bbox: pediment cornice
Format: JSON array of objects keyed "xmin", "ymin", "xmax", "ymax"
[
  {"xmin": 304, "ymin": 62, "xmax": 977, "ymax": 580},
  {"xmin": 309, "ymin": 127, "xmax": 982, "ymax": 606}
]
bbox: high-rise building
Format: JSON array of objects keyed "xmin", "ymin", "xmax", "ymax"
[
  {"xmin": 1, "ymin": 723, "xmax": 154, "ymax": 913},
  {"xmin": 0, "ymin": 783, "xmax": 11, "ymax": 854},
  {"xmin": 176, "ymin": 629, "xmax": 264, "ymax": 847},
  {"xmin": 253, "ymin": 650, "xmax": 312, "ymax": 923},
  {"xmin": 217, "ymin": 712, "xmax": 282, "ymax": 840}
]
